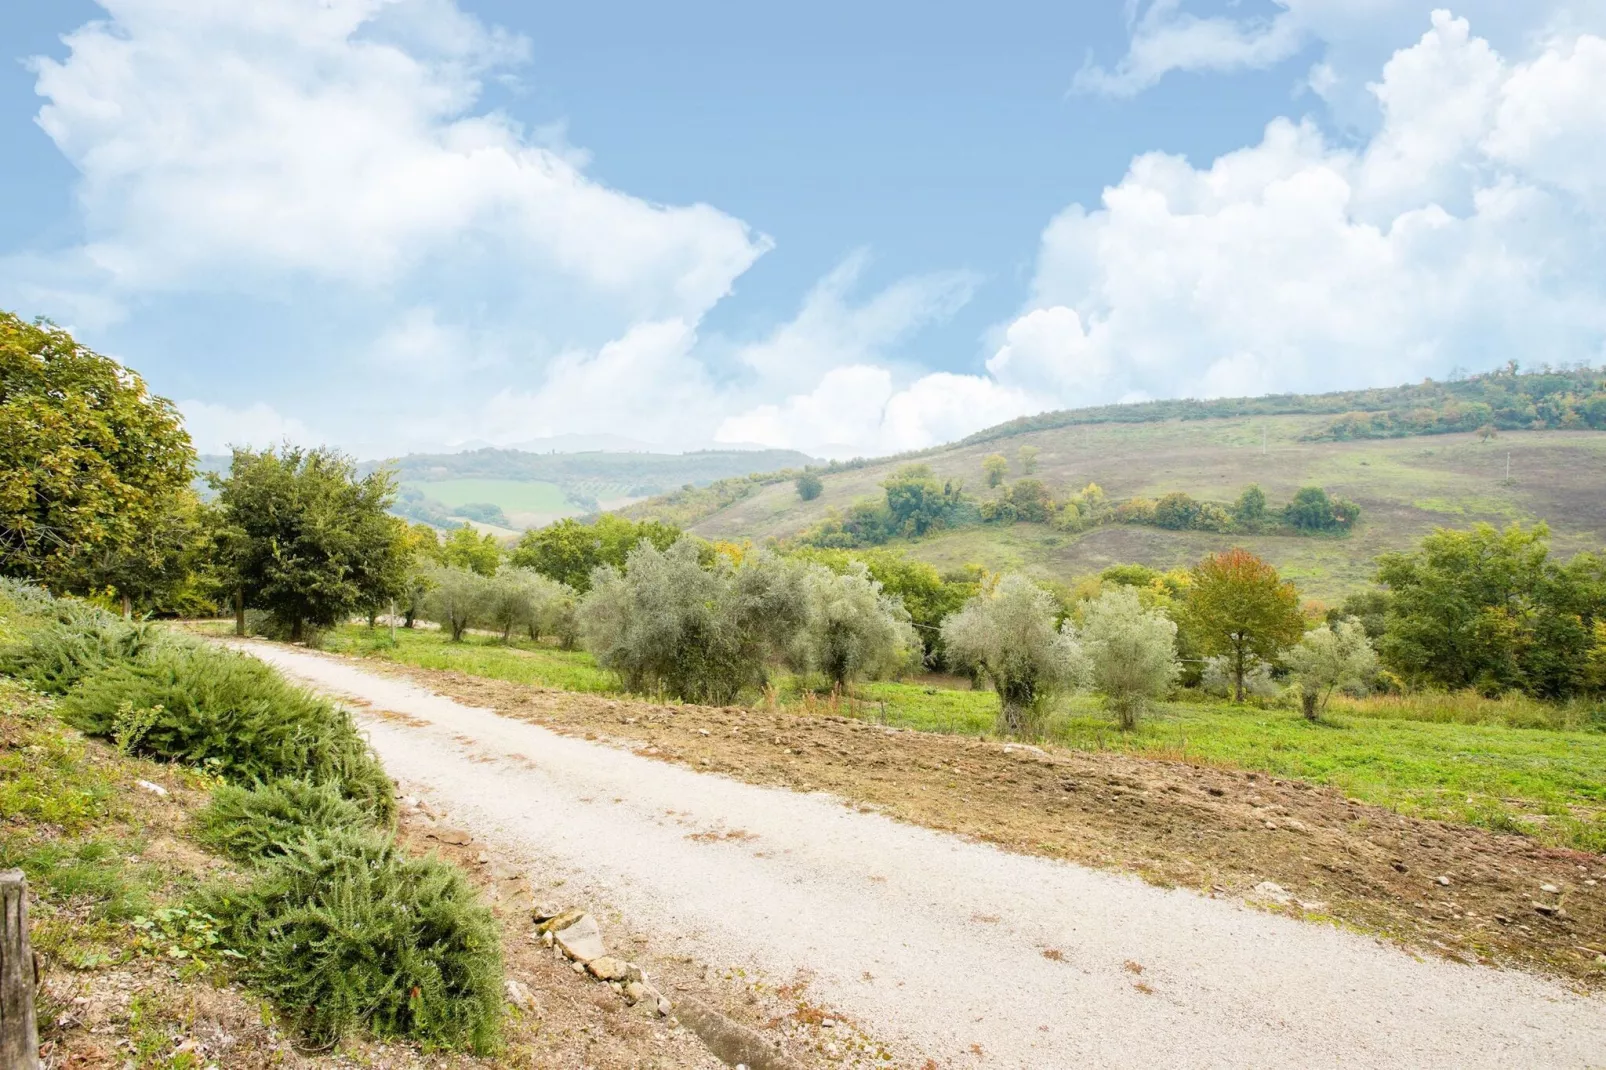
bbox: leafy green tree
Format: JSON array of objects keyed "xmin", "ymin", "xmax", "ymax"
[
  {"xmin": 1284, "ymin": 486, "xmax": 1361, "ymax": 532},
  {"xmin": 1075, "ymin": 587, "xmax": 1178, "ymax": 729},
  {"xmin": 792, "ymin": 564, "xmax": 919, "ymax": 688},
  {"xmin": 1008, "ymin": 479, "xmax": 1053, "ymax": 523},
  {"xmin": 882, "ymin": 465, "xmax": 967, "ymax": 538},
  {"xmin": 1287, "ymin": 618, "xmax": 1377, "ymax": 719},
  {"xmin": 577, "ymin": 538, "xmax": 807, "ymax": 703},
  {"xmin": 423, "ymin": 565, "xmax": 492, "ymax": 641},
  {"xmin": 940, "ymin": 573, "xmax": 1086, "ymax": 736},
  {"xmin": 1184, "ymin": 549, "xmax": 1304, "ymax": 702},
  {"xmin": 1232, "ymin": 484, "xmax": 1267, "ymax": 529},
  {"xmin": 982, "ymin": 454, "xmax": 1008, "ymax": 487},
  {"xmin": 1, "ymin": 312, "xmax": 197, "ymax": 598},
  {"xmin": 795, "ymin": 471, "xmax": 824, "ymax": 501},
  {"xmin": 510, "ymin": 515, "xmax": 680, "ymax": 591},
  {"xmin": 212, "ymin": 447, "xmax": 409, "ymax": 642},
  {"xmin": 1152, "ymin": 492, "xmax": 1202, "ymax": 531},
  {"xmin": 1016, "ymin": 445, "xmax": 1039, "ymax": 475},
  {"xmin": 442, "ymin": 525, "xmax": 501, "ymax": 576},
  {"xmin": 1375, "ymin": 522, "xmax": 1604, "ymax": 697}
]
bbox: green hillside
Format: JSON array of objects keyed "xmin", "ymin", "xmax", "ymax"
[{"xmin": 637, "ymin": 415, "xmax": 1606, "ymax": 602}]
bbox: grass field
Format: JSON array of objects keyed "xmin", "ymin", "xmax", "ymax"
[
  {"xmin": 325, "ymin": 624, "xmax": 1606, "ymax": 853},
  {"xmin": 657, "ymin": 420, "xmax": 1606, "ymax": 602},
  {"xmin": 325, "ymin": 624, "xmax": 619, "ymax": 693}
]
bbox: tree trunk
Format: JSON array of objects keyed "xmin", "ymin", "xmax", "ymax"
[
  {"xmin": 291, "ymin": 617, "xmax": 304, "ymax": 643},
  {"xmin": 999, "ymin": 700, "xmax": 1025, "ymax": 736},
  {"xmin": 1233, "ymin": 644, "xmax": 1246, "ymax": 703},
  {"xmin": 1301, "ymin": 690, "xmax": 1319, "ymax": 720},
  {"xmin": 367, "ymin": 609, "xmax": 378, "ymax": 629},
  {"xmin": 234, "ymin": 588, "xmax": 246, "ymax": 636},
  {"xmin": 404, "ymin": 607, "xmax": 416, "ymax": 628},
  {"xmin": 1, "ymin": 870, "xmax": 40, "ymax": 1070},
  {"xmin": 120, "ymin": 593, "xmax": 132, "ymax": 619}
]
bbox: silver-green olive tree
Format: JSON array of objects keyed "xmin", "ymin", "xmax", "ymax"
[
  {"xmin": 577, "ymin": 538, "xmax": 807, "ymax": 703},
  {"xmin": 940, "ymin": 573, "xmax": 1086, "ymax": 736},
  {"xmin": 792, "ymin": 564, "xmax": 920, "ymax": 688},
  {"xmin": 1286, "ymin": 618, "xmax": 1377, "ymax": 719},
  {"xmin": 1075, "ymin": 587, "xmax": 1179, "ymax": 729},
  {"xmin": 422, "ymin": 565, "xmax": 491, "ymax": 641}
]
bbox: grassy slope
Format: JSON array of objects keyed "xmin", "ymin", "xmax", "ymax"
[
  {"xmin": 679, "ymin": 416, "xmax": 1606, "ymax": 600},
  {"xmin": 326, "ymin": 625, "xmax": 1605, "ymax": 852}
]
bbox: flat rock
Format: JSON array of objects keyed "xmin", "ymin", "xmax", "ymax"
[
  {"xmin": 537, "ymin": 907, "xmax": 584, "ymax": 932},
  {"xmin": 588, "ymin": 955, "xmax": 630, "ymax": 981},
  {"xmin": 554, "ymin": 913, "xmax": 607, "ymax": 963},
  {"xmin": 427, "ymin": 827, "xmax": 473, "ymax": 846}
]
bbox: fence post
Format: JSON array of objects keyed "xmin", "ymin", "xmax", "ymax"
[{"xmin": 0, "ymin": 870, "xmax": 40, "ymax": 1070}]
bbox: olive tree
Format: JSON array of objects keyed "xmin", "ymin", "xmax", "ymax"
[
  {"xmin": 1286, "ymin": 618, "xmax": 1377, "ymax": 720},
  {"xmin": 1075, "ymin": 587, "xmax": 1179, "ymax": 729},
  {"xmin": 577, "ymin": 538, "xmax": 807, "ymax": 703},
  {"xmin": 940, "ymin": 573, "xmax": 1086, "ymax": 736},
  {"xmin": 793, "ymin": 564, "xmax": 920, "ymax": 688},
  {"xmin": 423, "ymin": 565, "xmax": 491, "ymax": 641}
]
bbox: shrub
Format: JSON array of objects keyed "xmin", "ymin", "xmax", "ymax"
[
  {"xmin": 1287, "ymin": 618, "xmax": 1378, "ymax": 719},
  {"xmin": 940, "ymin": 573, "xmax": 1086, "ymax": 736},
  {"xmin": 578, "ymin": 538, "xmax": 806, "ymax": 703},
  {"xmin": 795, "ymin": 471, "xmax": 824, "ymax": 501},
  {"xmin": 1076, "ymin": 587, "xmax": 1179, "ymax": 729},
  {"xmin": 201, "ymin": 828, "xmax": 502, "ymax": 1053},
  {"xmin": 793, "ymin": 564, "xmax": 920, "ymax": 687},
  {"xmin": 59, "ymin": 643, "xmax": 393, "ymax": 819},
  {"xmin": 196, "ymin": 779, "xmax": 373, "ymax": 862},
  {"xmin": 1, "ymin": 599, "xmax": 166, "ymax": 694}
]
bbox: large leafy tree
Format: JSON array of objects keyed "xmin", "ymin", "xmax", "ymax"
[
  {"xmin": 510, "ymin": 514, "xmax": 680, "ymax": 591},
  {"xmin": 1184, "ymin": 549, "xmax": 1305, "ymax": 702},
  {"xmin": 1375, "ymin": 522, "xmax": 1604, "ymax": 697},
  {"xmin": 213, "ymin": 447, "xmax": 409, "ymax": 641},
  {"xmin": 0, "ymin": 312, "xmax": 197, "ymax": 600},
  {"xmin": 1075, "ymin": 587, "xmax": 1179, "ymax": 729}
]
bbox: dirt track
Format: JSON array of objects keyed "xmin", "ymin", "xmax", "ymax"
[{"xmin": 239, "ymin": 641, "xmax": 1606, "ymax": 1069}]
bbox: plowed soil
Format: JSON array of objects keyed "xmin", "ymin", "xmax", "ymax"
[{"xmin": 366, "ymin": 660, "xmax": 1606, "ymax": 988}]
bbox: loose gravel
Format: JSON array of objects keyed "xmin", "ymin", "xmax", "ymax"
[{"xmin": 243, "ymin": 642, "xmax": 1606, "ymax": 1069}]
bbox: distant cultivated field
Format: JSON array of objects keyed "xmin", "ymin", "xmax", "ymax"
[
  {"xmin": 405, "ymin": 478, "xmax": 571, "ymax": 513},
  {"xmin": 683, "ymin": 418, "xmax": 1606, "ymax": 600}
]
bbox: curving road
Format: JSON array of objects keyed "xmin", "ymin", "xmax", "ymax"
[{"xmin": 238, "ymin": 641, "xmax": 1606, "ymax": 1070}]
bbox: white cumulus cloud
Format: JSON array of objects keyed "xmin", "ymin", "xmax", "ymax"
[{"xmin": 178, "ymin": 400, "xmax": 316, "ymax": 455}]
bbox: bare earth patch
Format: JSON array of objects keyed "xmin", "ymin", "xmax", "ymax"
[{"xmin": 364, "ymin": 659, "xmax": 1606, "ymax": 989}]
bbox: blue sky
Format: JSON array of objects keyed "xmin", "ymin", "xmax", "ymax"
[{"xmin": 3, "ymin": 1, "xmax": 1606, "ymax": 458}]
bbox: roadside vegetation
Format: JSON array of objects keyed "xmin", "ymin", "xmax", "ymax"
[{"xmin": 0, "ymin": 580, "xmax": 505, "ymax": 1056}]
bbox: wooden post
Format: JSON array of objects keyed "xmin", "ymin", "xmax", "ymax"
[{"xmin": 1, "ymin": 870, "xmax": 39, "ymax": 1070}]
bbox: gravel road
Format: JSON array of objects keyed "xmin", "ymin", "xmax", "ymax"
[{"xmin": 241, "ymin": 642, "xmax": 1606, "ymax": 1069}]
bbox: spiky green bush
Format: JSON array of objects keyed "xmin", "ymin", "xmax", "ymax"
[
  {"xmin": 59, "ymin": 643, "xmax": 393, "ymax": 820},
  {"xmin": 200, "ymin": 828, "xmax": 502, "ymax": 1053},
  {"xmin": 0, "ymin": 599, "xmax": 166, "ymax": 694},
  {"xmin": 196, "ymin": 779, "xmax": 372, "ymax": 862}
]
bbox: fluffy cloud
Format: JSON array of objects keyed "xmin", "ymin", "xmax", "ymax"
[
  {"xmin": 30, "ymin": 0, "xmax": 767, "ymax": 321},
  {"xmin": 178, "ymin": 399, "xmax": 316, "ymax": 455},
  {"xmin": 999, "ymin": 11, "xmax": 1606, "ymax": 408},
  {"xmin": 1075, "ymin": 1, "xmax": 1605, "ymax": 103}
]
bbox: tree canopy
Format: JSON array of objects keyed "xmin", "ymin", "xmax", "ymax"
[
  {"xmin": 1184, "ymin": 549, "xmax": 1305, "ymax": 702},
  {"xmin": 510, "ymin": 514, "xmax": 681, "ymax": 591},
  {"xmin": 0, "ymin": 312, "xmax": 198, "ymax": 601},
  {"xmin": 941, "ymin": 573, "xmax": 1085, "ymax": 736},
  {"xmin": 212, "ymin": 446, "xmax": 408, "ymax": 641}
]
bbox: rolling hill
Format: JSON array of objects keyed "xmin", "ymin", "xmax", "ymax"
[{"xmin": 628, "ymin": 395, "xmax": 1606, "ymax": 602}]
